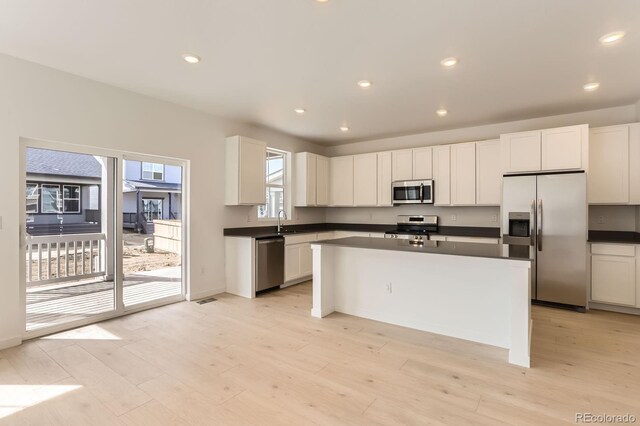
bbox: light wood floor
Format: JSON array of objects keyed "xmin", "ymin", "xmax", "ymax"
[{"xmin": 2, "ymin": 282, "xmax": 640, "ymax": 425}]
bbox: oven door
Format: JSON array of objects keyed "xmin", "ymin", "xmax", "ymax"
[{"xmin": 392, "ymin": 182, "xmax": 422, "ymax": 204}]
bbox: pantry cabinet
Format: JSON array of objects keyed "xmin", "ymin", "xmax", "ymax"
[
  {"xmin": 450, "ymin": 142, "xmax": 476, "ymax": 205},
  {"xmin": 225, "ymin": 135, "xmax": 267, "ymax": 205},
  {"xmin": 433, "ymin": 145, "xmax": 451, "ymax": 205},
  {"xmin": 377, "ymin": 152, "xmax": 393, "ymax": 206},
  {"xmin": 476, "ymin": 139, "xmax": 501, "ymax": 205},
  {"xmin": 391, "ymin": 149, "xmax": 413, "ymax": 181},
  {"xmin": 353, "ymin": 153, "xmax": 378, "ymax": 206},
  {"xmin": 330, "ymin": 156, "xmax": 354, "ymax": 206}
]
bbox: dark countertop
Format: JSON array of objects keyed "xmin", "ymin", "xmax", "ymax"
[
  {"xmin": 588, "ymin": 231, "xmax": 640, "ymax": 244},
  {"xmin": 223, "ymin": 223, "xmax": 501, "ymax": 239},
  {"xmin": 312, "ymin": 237, "xmax": 532, "ymax": 262}
]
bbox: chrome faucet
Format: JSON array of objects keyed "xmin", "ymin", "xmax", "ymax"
[{"xmin": 277, "ymin": 209, "xmax": 287, "ymax": 233}]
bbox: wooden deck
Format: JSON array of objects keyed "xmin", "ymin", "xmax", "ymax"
[{"xmin": 27, "ymin": 267, "xmax": 182, "ymax": 331}]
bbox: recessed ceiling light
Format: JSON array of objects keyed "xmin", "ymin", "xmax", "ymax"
[
  {"xmin": 339, "ymin": 125, "xmax": 350, "ymax": 132},
  {"xmin": 357, "ymin": 80, "xmax": 372, "ymax": 89},
  {"xmin": 583, "ymin": 82, "xmax": 600, "ymax": 92},
  {"xmin": 316, "ymin": 0, "xmax": 329, "ymax": 2},
  {"xmin": 182, "ymin": 53, "xmax": 201, "ymax": 64},
  {"xmin": 436, "ymin": 108, "xmax": 448, "ymax": 117},
  {"xmin": 294, "ymin": 108, "xmax": 306, "ymax": 115},
  {"xmin": 599, "ymin": 31, "xmax": 625, "ymax": 45},
  {"xmin": 440, "ymin": 57, "xmax": 458, "ymax": 68}
]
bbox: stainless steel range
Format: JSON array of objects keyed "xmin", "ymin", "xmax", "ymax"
[{"xmin": 384, "ymin": 215, "xmax": 438, "ymax": 242}]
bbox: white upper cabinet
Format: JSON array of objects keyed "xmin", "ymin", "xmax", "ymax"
[
  {"xmin": 501, "ymin": 130, "xmax": 541, "ymax": 173},
  {"xmin": 630, "ymin": 124, "xmax": 640, "ymax": 204},
  {"xmin": 353, "ymin": 153, "xmax": 378, "ymax": 206},
  {"xmin": 588, "ymin": 125, "xmax": 630, "ymax": 204},
  {"xmin": 412, "ymin": 147, "xmax": 433, "ymax": 180},
  {"xmin": 295, "ymin": 152, "xmax": 329, "ymax": 206},
  {"xmin": 502, "ymin": 124, "xmax": 587, "ymax": 174},
  {"xmin": 295, "ymin": 152, "xmax": 317, "ymax": 206},
  {"xmin": 225, "ymin": 135, "xmax": 266, "ymax": 205},
  {"xmin": 476, "ymin": 139, "xmax": 502, "ymax": 205},
  {"xmin": 391, "ymin": 149, "xmax": 413, "ymax": 181},
  {"xmin": 450, "ymin": 142, "xmax": 476, "ymax": 205},
  {"xmin": 433, "ymin": 145, "xmax": 451, "ymax": 205},
  {"xmin": 377, "ymin": 151, "xmax": 393, "ymax": 206},
  {"xmin": 330, "ymin": 156, "xmax": 354, "ymax": 206},
  {"xmin": 316, "ymin": 155, "xmax": 330, "ymax": 206},
  {"xmin": 541, "ymin": 124, "xmax": 587, "ymax": 171}
]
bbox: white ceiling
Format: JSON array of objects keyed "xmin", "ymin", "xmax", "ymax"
[{"xmin": 0, "ymin": 0, "xmax": 639, "ymax": 145}]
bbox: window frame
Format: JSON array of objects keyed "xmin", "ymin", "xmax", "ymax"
[
  {"xmin": 258, "ymin": 148, "xmax": 289, "ymax": 221},
  {"xmin": 62, "ymin": 184, "xmax": 81, "ymax": 213},
  {"xmin": 40, "ymin": 184, "xmax": 61, "ymax": 214},
  {"xmin": 141, "ymin": 162, "xmax": 165, "ymax": 181},
  {"xmin": 26, "ymin": 183, "xmax": 39, "ymax": 214}
]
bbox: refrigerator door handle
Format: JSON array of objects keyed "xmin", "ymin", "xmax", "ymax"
[
  {"xmin": 537, "ymin": 199, "xmax": 543, "ymax": 251},
  {"xmin": 530, "ymin": 199, "xmax": 536, "ymax": 246}
]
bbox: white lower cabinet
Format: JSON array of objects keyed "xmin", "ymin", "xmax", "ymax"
[
  {"xmin": 285, "ymin": 244, "xmax": 302, "ymax": 282},
  {"xmin": 591, "ymin": 244, "xmax": 637, "ymax": 307}
]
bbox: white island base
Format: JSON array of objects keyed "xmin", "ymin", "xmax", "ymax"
[{"xmin": 311, "ymin": 240, "xmax": 532, "ymax": 367}]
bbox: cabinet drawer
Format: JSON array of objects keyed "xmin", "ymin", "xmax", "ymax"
[
  {"xmin": 591, "ymin": 244, "xmax": 635, "ymax": 257},
  {"xmin": 445, "ymin": 236, "xmax": 499, "ymax": 244},
  {"xmin": 285, "ymin": 233, "xmax": 317, "ymax": 245}
]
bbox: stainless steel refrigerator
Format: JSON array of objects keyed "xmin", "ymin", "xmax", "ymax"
[{"xmin": 502, "ymin": 172, "xmax": 587, "ymax": 309}]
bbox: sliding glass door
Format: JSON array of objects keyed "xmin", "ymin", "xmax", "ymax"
[
  {"xmin": 122, "ymin": 157, "xmax": 184, "ymax": 308},
  {"xmin": 24, "ymin": 147, "xmax": 117, "ymax": 332}
]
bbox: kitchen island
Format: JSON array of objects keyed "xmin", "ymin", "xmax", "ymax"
[{"xmin": 311, "ymin": 237, "xmax": 532, "ymax": 367}]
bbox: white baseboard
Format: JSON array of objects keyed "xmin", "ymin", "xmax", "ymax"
[
  {"xmin": 0, "ymin": 336, "xmax": 22, "ymax": 350},
  {"xmin": 187, "ymin": 286, "xmax": 226, "ymax": 302}
]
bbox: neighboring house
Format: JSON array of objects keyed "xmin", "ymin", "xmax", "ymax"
[
  {"xmin": 123, "ymin": 160, "xmax": 182, "ymax": 234},
  {"xmin": 26, "ymin": 148, "xmax": 103, "ymax": 236},
  {"xmin": 26, "ymin": 148, "xmax": 182, "ymax": 235}
]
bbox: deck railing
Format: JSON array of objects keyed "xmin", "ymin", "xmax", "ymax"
[{"xmin": 26, "ymin": 233, "xmax": 107, "ymax": 286}]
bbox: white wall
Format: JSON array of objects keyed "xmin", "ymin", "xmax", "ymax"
[
  {"xmin": 326, "ymin": 105, "xmax": 638, "ymax": 157},
  {"xmin": 588, "ymin": 206, "xmax": 638, "ymax": 231},
  {"xmin": 0, "ymin": 53, "xmax": 326, "ymax": 347}
]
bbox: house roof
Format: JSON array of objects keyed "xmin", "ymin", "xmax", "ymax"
[
  {"xmin": 123, "ymin": 179, "xmax": 181, "ymax": 193},
  {"xmin": 26, "ymin": 148, "xmax": 102, "ymax": 178}
]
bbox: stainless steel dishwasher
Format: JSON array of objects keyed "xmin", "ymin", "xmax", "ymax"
[{"xmin": 255, "ymin": 236, "xmax": 285, "ymax": 292}]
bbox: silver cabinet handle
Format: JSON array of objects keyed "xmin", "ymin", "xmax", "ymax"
[{"xmin": 537, "ymin": 199, "xmax": 543, "ymax": 251}]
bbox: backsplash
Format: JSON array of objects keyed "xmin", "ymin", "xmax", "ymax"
[
  {"xmin": 588, "ymin": 205, "xmax": 638, "ymax": 231},
  {"xmin": 325, "ymin": 205, "xmax": 501, "ymax": 227}
]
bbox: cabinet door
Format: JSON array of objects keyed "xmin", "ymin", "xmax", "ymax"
[
  {"xmin": 306, "ymin": 153, "xmax": 317, "ymax": 205},
  {"xmin": 542, "ymin": 125, "xmax": 584, "ymax": 171},
  {"xmin": 299, "ymin": 243, "xmax": 313, "ymax": 277},
  {"xmin": 501, "ymin": 131, "xmax": 541, "ymax": 173},
  {"xmin": 588, "ymin": 126, "xmax": 629, "ymax": 204},
  {"xmin": 476, "ymin": 139, "xmax": 501, "ymax": 205},
  {"xmin": 391, "ymin": 149, "xmax": 413, "ymax": 181},
  {"xmin": 330, "ymin": 156, "xmax": 354, "ymax": 206},
  {"xmin": 451, "ymin": 142, "xmax": 476, "ymax": 205},
  {"xmin": 630, "ymin": 124, "xmax": 640, "ymax": 204},
  {"xmin": 591, "ymin": 255, "xmax": 636, "ymax": 306},
  {"xmin": 377, "ymin": 152, "xmax": 392, "ymax": 206},
  {"xmin": 239, "ymin": 137, "xmax": 267, "ymax": 204},
  {"xmin": 285, "ymin": 244, "xmax": 301, "ymax": 282},
  {"xmin": 316, "ymin": 155, "xmax": 330, "ymax": 206},
  {"xmin": 354, "ymin": 153, "xmax": 378, "ymax": 206},
  {"xmin": 433, "ymin": 145, "xmax": 451, "ymax": 205},
  {"xmin": 413, "ymin": 147, "xmax": 433, "ymax": 179}
]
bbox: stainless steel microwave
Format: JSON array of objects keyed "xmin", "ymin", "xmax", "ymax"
[{"xmin": 392, "ymin": 179, "xmax": 434, "ymax": 204}]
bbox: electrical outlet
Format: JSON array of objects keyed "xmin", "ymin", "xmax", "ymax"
[
  {"xmin": 369, "ymin": 212, "xmax": 373, "ymax": 220},
  {"xmin": 386, "ymin": 283, "xmax": 393, "ymax": 294},
  {"xmin": 200, "ymin": 267, "xmax": 205, "ymax": 275},
  {"xmin": 247, "ymin": 214, "xmax": 252, "ymax": 223},
  {"xmin": 491, "ymin": 214, "xmax": 497, "ymax": 223},
  {"xmin": 597, "ymin": 216, "xmax": 605, "ymax": 224},
  {"xmin": 451, "ymin": 214, "xmax": 457, "ymax": 222}
]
